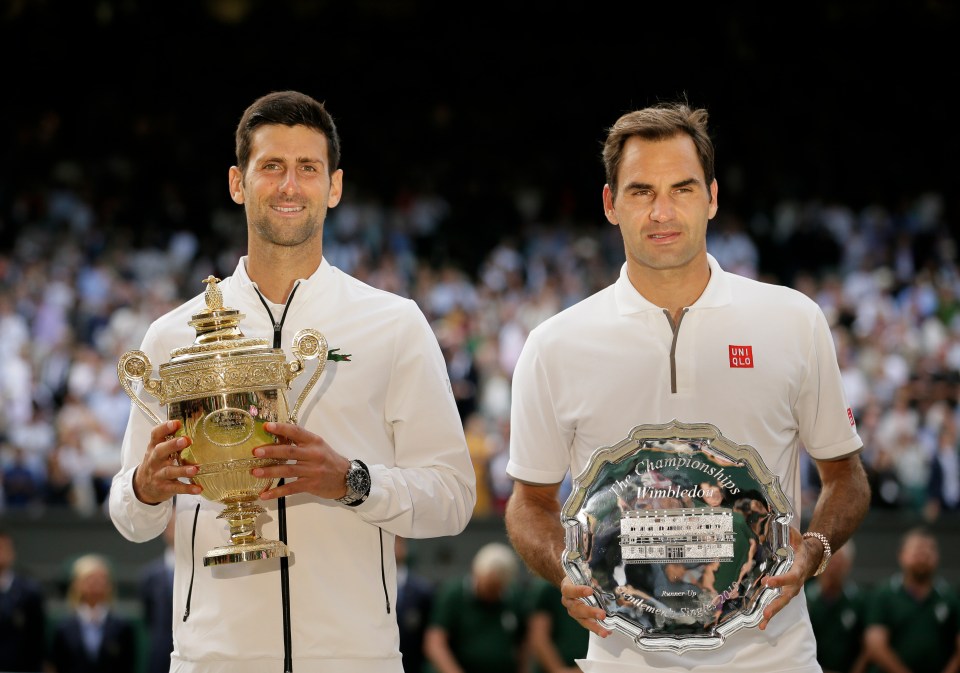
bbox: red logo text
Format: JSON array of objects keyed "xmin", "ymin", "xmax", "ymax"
[{"xmin": 729, "ymin": 345, "xmax": 754, "ymax": 368}]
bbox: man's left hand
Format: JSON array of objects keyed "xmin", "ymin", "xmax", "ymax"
[
  {"xmin": 250, "ymin": 421, "xmax": 351, "ymax": 501},
  {"xmin": 758, "ymin": 526, "xmax": 816, "ymax": 630}
]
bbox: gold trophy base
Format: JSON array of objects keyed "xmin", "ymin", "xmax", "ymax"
[
  {"xmin": 202, "ymin": 498, "xmax": 290, "ymax": 567},
  {"xmin": 204, "ymin": 538, "xmax": 289, "ymax": 566}
]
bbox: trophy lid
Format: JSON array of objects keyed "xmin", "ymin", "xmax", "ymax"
[{"xmin": 168, "ymin": 276, "xmax": 272, "ymax": 360}]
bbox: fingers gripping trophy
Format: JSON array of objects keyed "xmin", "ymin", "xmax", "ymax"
[{"xmin": 117, "ymin": 276, "xmax": 328, "ymax": 566}]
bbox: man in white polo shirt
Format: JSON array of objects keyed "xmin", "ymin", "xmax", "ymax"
[{"xmin": 504, "ymin": 101, "xmax": 871, "ymax": 673}]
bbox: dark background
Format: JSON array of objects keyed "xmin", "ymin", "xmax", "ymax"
[{"xmin": 2, "ymin": 0, "xmax": 958, "ymax": 274}]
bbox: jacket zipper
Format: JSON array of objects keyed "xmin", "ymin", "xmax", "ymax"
[
  {"xmin": 254, "ymin": 282, "xmax": 300, "ymax": 673},
  {"xmin": 182, "ymin": 502, "xmax": 200, "ymax": 621}
]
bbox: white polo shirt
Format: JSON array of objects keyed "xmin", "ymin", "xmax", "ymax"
[{"xmin": 507, "ymin": 253, "xmax": 862, "ymax": 673}]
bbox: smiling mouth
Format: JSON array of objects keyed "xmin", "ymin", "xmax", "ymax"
[{"xmin": 273, "ymin": 205, "xmax": 304, "ymax": 213}]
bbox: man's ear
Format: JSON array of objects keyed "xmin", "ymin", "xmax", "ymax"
[
  {"xmin": 228, "ymin": 166, "xmax": 244, "ymax": 204},
  {"xmin": 708, "ymin": 179, "xmax": 719, "ymax": 219},
  {"xmin": 328, "ymin": 168, "xmax": 344, "ymax": 209},
  {"xmin": 603, "ymin": 184, "xmax": 618, "ymax": 225}
]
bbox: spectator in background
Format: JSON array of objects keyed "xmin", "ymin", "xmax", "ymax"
[
  {"xmin": 463, "ymin": 412, "xmax": 496, "ymax": 518},
  {"xmin": 863, "ymin": 527, "xmax": 960, "ymax": 673},
  {"xmin": 43, "ymin": 445, "xmax": 76, "ymax": 507},
  {"xmin": 805, "ymin": 540, "xmax": 867, "ymax": 673},
  {"xmin": 526, "ymin": 576, "xmax": 588, "ymax": 673},
  {"xmin": 50, "ymin": 553, "xmax": 137, "ymax": 673},
  {"xmin": 889, "ymin": 423, "xmax": 931, "ymax": 515},
  {"xmin": 396, "ymin": 536, "xmax": 436, "ymax": 673},
  {"xmin": 485, "ymin": 420, "xmax": 513, "ymax": 516},
  {"xmin": 437, "ymin": 311, "xmax": 479, "ymax": 422},
  {"xmin": 0, "ymin": 294, "xmax": 33, "ymax": 433},
  {"xmin": 925, "ymin": 414, "xmax": 960, "ymax": 522},
  {"xmin": 7, "ymin": 401, "xmax": 57, "ymax": 484},
  {"xmin": 2, "ymin": 444, "xmax": 43, "ymax": 509},
  {"xmin": 140, "ymin": 510, "xmax": 176, "ymax": 673},
  {"xmin": 0, "ymin": 527, "xmax": 47, "ymax": 672},
  {"xmin": 424, "ymin": 541, "xmax": 528, "ymax": 673}
]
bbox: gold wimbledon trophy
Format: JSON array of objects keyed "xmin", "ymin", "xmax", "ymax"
[{"xmin": 118, "ymin": 276, "xmax": 327, "ymax": 566}]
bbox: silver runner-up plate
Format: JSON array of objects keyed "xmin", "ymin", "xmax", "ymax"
[{"xmin": 561, "ymin": 419, "xmax": 794, "ymax": 653}]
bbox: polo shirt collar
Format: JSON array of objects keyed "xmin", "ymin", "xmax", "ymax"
[{"xmin": 614, "ymin": 253, "xmax": 733, "ymax": 316}]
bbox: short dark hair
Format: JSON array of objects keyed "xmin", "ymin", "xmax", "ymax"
[
  {"xmin": 235, "ymin": 90, "xmax": 340, "ymax": 174},
  {"xmin": 601, "ymin": 101, "xmax": 715, "ymax": 199}
]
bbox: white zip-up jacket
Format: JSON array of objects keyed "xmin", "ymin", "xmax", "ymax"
[{"xmin": 110, "ymin": 257, "xmax": 477, "ymax": 673}]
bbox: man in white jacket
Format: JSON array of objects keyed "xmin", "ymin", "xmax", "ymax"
[{"xmin": 109, "ymin": 90, "xmax": 477, "ymax": 673}]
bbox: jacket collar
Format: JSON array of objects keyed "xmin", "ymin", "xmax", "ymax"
[{"xmin": 232, "ymin": 255, "xmax": 333, "ymax": 302}]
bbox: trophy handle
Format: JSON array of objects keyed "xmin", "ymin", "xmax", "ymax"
[
  {"xmin": 117, "ymin": 350, "xmax": 164, "ymax": 426},
  {"xmin": 287, "ymin": 329, "xmax": 328, "ymax": 424}
]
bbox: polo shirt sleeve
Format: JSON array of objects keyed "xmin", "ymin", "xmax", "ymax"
[
  {"xmin": 797, "ymin": 306, "xmax": 863, "ymax": 461},
  {"xmin": 506, "ymin": 325, "xmax": 575, "ymax": 485}
]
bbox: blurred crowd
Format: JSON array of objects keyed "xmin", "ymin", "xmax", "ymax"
[{"xmin": 1, "ymin": 124, "xmax": 959, "ymax": 526}]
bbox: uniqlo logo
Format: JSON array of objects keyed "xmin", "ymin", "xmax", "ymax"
[{"xmin": 729, "ymin": 345, "xmax": 753, "ymax": 368}]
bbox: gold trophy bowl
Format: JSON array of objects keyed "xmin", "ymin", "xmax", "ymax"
[{"xmin": 117, "ymin": 276, "xmax": 328, "ymax": 566}]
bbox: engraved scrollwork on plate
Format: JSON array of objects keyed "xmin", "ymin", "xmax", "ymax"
[{"xmin": 561, "ymin": 419, "xmax": 794, "ymax": 653}]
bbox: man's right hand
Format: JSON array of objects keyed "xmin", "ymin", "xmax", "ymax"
[
  {"xmin": 132, "ymin": 420, "xmax": 202, "ymax": 505},
  {"xmin": 560, "ymin": 576, "xmax": 612, "ymax": 638}
]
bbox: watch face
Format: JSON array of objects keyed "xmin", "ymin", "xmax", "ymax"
[{"xmin": 347, "ymin": 462, "xmax": 371, "ymax": 497}]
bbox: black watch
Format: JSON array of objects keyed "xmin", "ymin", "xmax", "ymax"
[{"xmin": 336, "ymin": 459, "xmax": 371, "ymax": 507}]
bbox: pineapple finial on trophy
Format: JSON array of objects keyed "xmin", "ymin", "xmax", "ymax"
[{"xmin": 202, "ymin": 275, "xmax": 223, "ymax": 310}]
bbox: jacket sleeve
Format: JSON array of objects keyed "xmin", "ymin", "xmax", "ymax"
[
  {"xmin": 108, "ymin": 324, "xmax": 175, "ymax": 543},
  {"xmin": 356, "ymin": 300, "xmax": 477, "ymax": 538}
]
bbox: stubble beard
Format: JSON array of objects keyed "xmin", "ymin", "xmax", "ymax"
[
  {"xmin": 250, "ymin": 205, "xmax": 325, "ymax": 248},
  {"xmin": 636, "ymin": 234, "xmax": 707, "ymax": 273}
]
